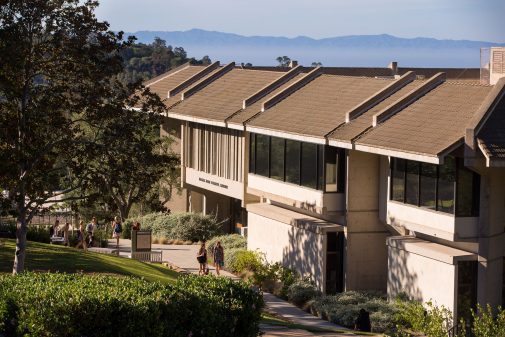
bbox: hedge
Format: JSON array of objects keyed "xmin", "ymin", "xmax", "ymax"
[{"xmin": 0, "ymin": 273, "xmax": 263, "ymax": 337}]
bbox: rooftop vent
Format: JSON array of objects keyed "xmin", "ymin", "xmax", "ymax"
[
  {"xmin": 289, "ymin": 60, "xmax": 298, "ymax": 68},
  {"xmin": 481, "ymin": 47, "xmax": 505, "ymax": 85}
]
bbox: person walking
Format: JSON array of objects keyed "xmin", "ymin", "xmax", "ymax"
[
  {"xmin": 86, "ymin": 217, "xmax": 97, "ymax": 247},
  {"xmin": 63, "ymin": 222, "xmax": 70, "ymax": 246},
  {"xmin": 212, "ymin": 241, "xmax": 224, "ymax": 276},
  {"xmin": 75, "ymin": 221, "xmax": 87, "ymax": 251},
  {"xmin": 196, "ymin": 242, "xmax": 208, "ymax": 276},
  {"xmin": 111, "ymin": 216, "xmax": 122, "ymax": 249}
]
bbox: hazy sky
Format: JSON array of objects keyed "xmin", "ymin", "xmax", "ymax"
[{"xmin": 95, "ymin": 0, "xmax": 505, "ymax": 42}]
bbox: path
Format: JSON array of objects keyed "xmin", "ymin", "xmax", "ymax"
[{"xmin": 109, "ymin": 239, "xmax": 372, "ymax": 337}]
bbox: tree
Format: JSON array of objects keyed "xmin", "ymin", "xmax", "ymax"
[
  {"xmin": 276, "ymin": 56, "xmax": 291, "ymax": 67},
  {"xmin": 311, "ymin": 61, "xmax": 323, "ymax": 67},
  {"xmin": 0, "ymin": 0, "xmax": 132, "ymax": 274},
  {"xmin": 81, "ymin": 81, "xmax": 179, "ymax": 221}
]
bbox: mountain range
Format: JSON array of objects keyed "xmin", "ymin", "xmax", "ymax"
[{"xmin": 126, "ymin": 29, "xmax": 505, "ymax": 68}]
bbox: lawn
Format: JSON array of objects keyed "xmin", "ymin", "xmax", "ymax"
[{"xmin": 0, "ymin": 239, "xmax": 179, "ymax": 283}]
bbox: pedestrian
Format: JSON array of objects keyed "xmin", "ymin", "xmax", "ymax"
[
  {"xmin": 86, "ymin": 217, "xmax": 96, "ymax": 247},
  {"xmin": 212, "ymin": 241, "xmax": 224, "ymax": 276},
  {"xmin": 354, "ymin": 308, "xmax": 371, "ymax": 332},
  {"xmin": 63, "ymin": 222, "xmax": 70, "ymax": 246},
  {"xmin": 111, "ymin": 216, "xmax": 122, "ymax": 249},
  {"xmin": 196, "ymin": 242, "xmax": 207, "ymax": 275},
  {"xmin": 75, "ymin": 221, "xmax": 87, "ymax": 251}
]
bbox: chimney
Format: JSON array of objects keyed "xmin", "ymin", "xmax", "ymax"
[
  {"xmin": 487, "ymin": 47, "xmax": 505, "ymax": 85},
  {"xmin": 388, "ymin": 61, "xmax": 398, "ymax": 76},
  {"xmin": 289, "ymin": 60, "xmax": 298, "ymax": 68}
]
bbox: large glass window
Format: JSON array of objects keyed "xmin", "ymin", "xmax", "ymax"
[
  {"xmin": 248, "ymin": 133, "xmax": 346, "ymax": 192},
  {"xmin": 255, "ymin": 134, "xmax": 270, "ymax": 177},
  {"xmin": 405, "ymin": 161, "xmax": 420, "ymax": 205},
  {"xmin": 285, "ymin": 139, "xmax": 300, "ymax": 185},
  {"xmin": 438, "ymin": 156, "xmax": 456, "ymax": 214},
  {"xmin": 420, "ymin": 163, "xmax": 437, "ymax": 210},
  {"xmin": 391, "ymin": 158, "xmax": 406, "ymax": 202},
  {"xmin": 270, "ymin": 137, "xmax": 285, "ymax": 181},
  {"xmin": 390, "ymin": 156, "xmax": 479, "ymax": 216},
  {"xmin": 301, "ymin": 143, "xmax": 318, "ymax": 189}
]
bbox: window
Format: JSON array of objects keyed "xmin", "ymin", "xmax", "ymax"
[
  {"xmin": 405, "ymin": 161, "xmax": 420, "ymax": 206},
  {"xmin": 420, "ymin": 163, "xmax": 437, "ymax": 210},
  {"xmin": 270, "ymin": 137, "xmax": 285, "ymax": 181},
  {"xmin": 255, "ymin": 134, "xmax": 270, "ymax": 177},
  {"xmin": 285, "ymin": 139, "xmax": 300, "ymax": 185},
  {"xmin": 301, "ymin": 143, "xmax": 318, "ymax": 189},
  {"xmin": 438, "ymin": 156, "xmax": 456, "ymax": 214},
  {"xmin": 248, "ymin": 133, "xmax": 345, "ymax": 192},
  {"xmin": 391, "ymin": 158, "xmax": 406, "ymax": 202},
  {"xmin": 390, "ymin": 156, "xmax": 479, "ymax": 216}
]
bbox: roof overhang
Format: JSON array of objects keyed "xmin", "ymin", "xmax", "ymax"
[
  {"xmin": 246, "ymin": 126, "xmax": 326, "ymax": 145},
  {"xmin": 166, "ymin": 112, "xmax": 226, "ymax": 128},
  {"xmin": 354, "ymin": 143, "xmax": 441, "ymax": 164}
]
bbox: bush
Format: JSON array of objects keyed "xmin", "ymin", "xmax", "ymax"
[
  {"xmin": 287, "ymin": 278, "xmax": 321, "ymax": 306},
  {"xmin": 310, "ymin": 291, "xmax": 397, "ymax": 333},
  {"xmin": 207, "ymin": 234, "xmax": 247, "ymax": 254},
  {"xmin": 227, "ymin": 250, "xmax": 264, "ymax": 274},
  {"xmin": 469, "ymin": 304, "xmax": 505, "ymax": 337},
  {"xmin": 126, "ymin": 212, "xmax": 222, "ymax": 242},
  {"xmin": 0, "ymin": 272, "xmax": 263, "ymax": 337}
]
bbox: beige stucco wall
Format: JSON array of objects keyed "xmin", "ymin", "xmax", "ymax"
[
  {"xmin": 388, "ymin": 245, "xmax": 457, "ymax": 313},
  {"xmin": 345, "ymin": 150, "xmax": 389, "ymax": 291},
  {"xmin": 247, "ymin": 211, "xmax": 326, "ymax": 291}
]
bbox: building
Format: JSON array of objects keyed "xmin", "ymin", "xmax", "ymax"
[{"xmin": 149, "ymin": 47, "xmax": 505, "ymax": 322}]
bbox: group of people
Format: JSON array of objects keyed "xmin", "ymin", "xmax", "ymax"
[
  {"xmin": 49, "ymin": 216, "xmax": 125, "ymax": 250},
  {"xmin": 196, "ymin": 241, "xmax": 224, "ymax": 276}
]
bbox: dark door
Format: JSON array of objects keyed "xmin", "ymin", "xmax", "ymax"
[
  {"xmin": 457, "ymin": 261, "xmax": 477, "ymax": 322},
  {"xmin": 326, "ymin": 232, "xmax": 344, "ymax": 294}
]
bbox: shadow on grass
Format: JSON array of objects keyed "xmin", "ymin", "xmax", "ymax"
[{"xmin": 0, "ymin": 239, "xmax": 179, "ymax": 284}]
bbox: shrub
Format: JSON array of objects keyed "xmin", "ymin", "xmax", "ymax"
[
  {"xmin": 0, "ymin": 272, "xmax": 263, "ymax": 337},
  {"xmin": 227, "ymin": 250, "xmax": 264, "ymax": 274},
  {"xmin": 469, "ymin": 304, "xmax": 505, "ymax": 337},
  {"xmin": 207, "ymin": 234, "xmax": 247, "ymax": 255},
  {"xmin": 126, "ymin": 212, "xmax": 222, "ymax": 242},
  {"xmin": 287, "ymin": 278, "xmax": 321, "ymax": 306}
]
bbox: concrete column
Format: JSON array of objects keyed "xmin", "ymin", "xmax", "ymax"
[{"xmin": 345, "ymin": 150, "xmax": 390, "ymax": 291}]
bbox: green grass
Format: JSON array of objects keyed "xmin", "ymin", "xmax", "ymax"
[
  {"xmin": 260, "ymin": 312, "xmax": 379, "ymax": 335},
  {"xmin": 0, "ymin": 239, "xmax": 179, "ymax": 284}
]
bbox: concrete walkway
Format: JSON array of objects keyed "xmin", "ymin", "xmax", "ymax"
[{"xmin": 108, "ymin": 239, "xmax": 363, "ymax": 336}]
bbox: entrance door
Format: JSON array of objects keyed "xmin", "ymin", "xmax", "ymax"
[
  {"xmin": 457, "ymin": 261, "xmax": 477, "ymax": 322},
  {"xmin": 326, "ymin": 232, "xmax": 344, "ymax": 294}
]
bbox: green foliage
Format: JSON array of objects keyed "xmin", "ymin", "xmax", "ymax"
[
  {"xmin": 207, "ymin": 234, "xmax": 247, "ymax": 254},
  {"xmin": 287, "ymin": 278, "xmax": 322, "ymax": 306},
  {"xmin": 127, "ymin": 212, "xmax": 222, "ymax": 242},
  {"xmin": 227, "ymin": 250, "xmax": 264, "ymax": 274},
  {"xmin": 310, "ymin": 291, "xmax": 396, "ymax": 333},
  {"xmin": 254, "ymin": 262, "xmax": 299, "ymax": 299},
  {"xmin": 0, "ymin": 272, "xmax": 263, "ymax": 337},
  {"xmin": 469, "ymin": 304, "xmax": 505, "ymax": 337}
]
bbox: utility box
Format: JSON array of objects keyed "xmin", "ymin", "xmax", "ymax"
[{"xmin": 131, "ymin": 230, "xmax": 152, "ymax": 253}]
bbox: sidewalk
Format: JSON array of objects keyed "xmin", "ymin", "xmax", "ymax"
[{"xmin": 109, "ymin": 239, "xmax": 358, "ymax": 336}]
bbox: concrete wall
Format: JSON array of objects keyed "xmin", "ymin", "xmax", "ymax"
[
  {"xmin": 188, "ymin": 187, "xmax": 233, "ymax": 232},
  {"xmin": 161, "ymin": 117, "xmax": 187, "ymax": 212},
  {"xmin": 477, "ymin": 167, "xmax": 505, "ymax": 308},
  {"xmin": 388, "ymin": 245, "xmax": 457, "ymax": 313},
  {"xmin": 248, "ymin": 211, "xmax": 326, "ymax": 291},
  {"xmin": 345, "ymin": 150, "xmax": 389, "ymax": 291}
]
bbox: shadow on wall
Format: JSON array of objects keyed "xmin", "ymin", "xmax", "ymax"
[
  {"xmin": 388, "ymin": 243, "xmax": 422, "ymax": 301},
  {"xmin": 282, "ymin": 219, "xmax": 322, "ymax": 288}
]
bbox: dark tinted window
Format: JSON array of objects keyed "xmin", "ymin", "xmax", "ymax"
[
  {"xmin": 456, "ymin": 159, "xmax": 480, "ymax": 217},
  {"xmin": 405, "ymin": 161, "xmax": 420, "ymax": 205},
  {"xmin": 249, "ymin": 133, "xmax": 255, "ymax": 173},
  {"xmin": 420, "ymin": 163, "xmax": 437, "ymax": 210},
  {"xmin": 391, "ymin": 158, "xmax": 406, "ymax": 202},
  {"xmin": 301, "ymin": 143, "xmax": 318, "ymax": 189},
  {"xmin": 438, "ymin": 156, "xmax": 456, "ymax": 214},
  {"xmin": 270, "ymin": 137, "xmax": 285, "ymax": 181},
  {"xmin": 325, "ymin": 146, "xmax": 338, "ymax": 192},
  {"xmin": 255, "ymin": 134, "xmax": 270, "ymax": 177},
  {"xmin": 285, "ymin": 139, "xmax": 300, "ymax": 185}
]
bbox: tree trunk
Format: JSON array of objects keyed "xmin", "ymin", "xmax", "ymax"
[
  {"xmin": 13, "ymin": 205, "xmax": 28, "ymax": 275},
  {"xmin": 118, "ymin": 203, "xmax": 131, "ymax": 222}
]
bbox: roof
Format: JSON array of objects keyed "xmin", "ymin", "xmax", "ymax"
[
  {"xmin": 355, "ymin": 81, "xmax": 493, "ymax": 159},
  {"xmin": 168, "ymin": 68, "xmax": 285, "ymax": 123},
  {"xmin": 248, "ymin": 75, "xmax": 394, "ymax": 138},
  {"xmin": 477, "ymin": 94, "xmax": 505, "ymax": 162},
  {"xmin": 328, "ymin": 79, "xmax": 424, "ymax": 145},
  {"xmin": 227, "ymin": 73, "xmax": 306, "ymax": 126}
]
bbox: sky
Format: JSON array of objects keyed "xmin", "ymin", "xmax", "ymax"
[{"xmin": 95, "ymin": 0, "xmax": 505, "ymax": 42}]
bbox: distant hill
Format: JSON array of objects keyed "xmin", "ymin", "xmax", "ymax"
[{"xmin": 125, "ymin": 29, "xmax": 505, "ymax": 68}]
